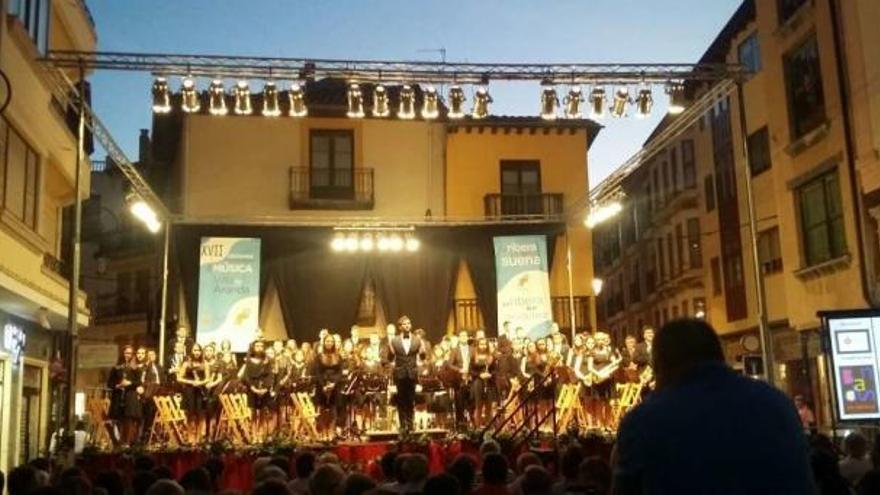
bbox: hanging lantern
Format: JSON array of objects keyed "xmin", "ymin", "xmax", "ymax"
[
  {"xmin": 347, "ymin": 82, "xmax": 365, "ymax": 118},
  {"xmin": 288, "ymin": 82, "xmax": 307, "ymax": 117},
  {"xmin": 151, "ymin": 77, "xmax": 171, "ymax": 114},
  {"xmin": 262, "ymin": 81, "xmax": 281, "ymax": 117},
  {"xmin": 398, "ymin": 85, "xmax": 416, "ymax": 119},
  {"xmin": 564, "ymin": 86, "xmax": 584, "ymax": 119},
  {"xmin": 540, "ymin": 86, "xmax": 559, "ymax": 120},
  {"xmin": 590, "ymin": 87, "xmax": 607, "ymax": 119},
  {"xmin": 611, "ymin": 88, "xmax": 630, "ymax": 118},
  {"xmin": 422, "ymin": 85, "xmax": 439, "ymax": 120},
  {"xmin": 372, "ymin": 84, "xmax": 390, "ymax": 117},
  {"xmin": 636, "ymin": 87, "xmax": 653, "ymax": 118},
  {"xmin": 472, "ymin": 86, "xmax": 492, "ymax": 119},
  {"xmin": 233, "ymin": 81, "xmax": 252, "ymax": 115},
  {"xmin": 448, "ymin": 85, "xmax": 466, "ymax": 119},
  {"xmin": 180, "ymin": 76, "xmax": 200, "ymax": 113}
]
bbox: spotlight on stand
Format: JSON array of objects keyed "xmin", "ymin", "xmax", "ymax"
[
  {"xmin": 180, "ymin": 76, "xmax": 200, "ymax": 113},
  {"xmin": 667, "ymin": 82, "xmax": 686, "ymax": 114},
  {"xmin": 208, "ymin": 79, "xmax": 228, "ymax": 116},
  {"xmin": 611, "ymin": 88, "xmax": 630, "ymax": 118},
  {"xmin": 540, "ymin": 85, "xmax": 559, "ymax": 121},
  {"xmin": 152, "ymin": 77, "xmax": 171, "ymax": 114},
  {"xmin": 472, "ymin": 86, "xmax": 492, "ymax": 119},
  {"xmin": 288, "ymin": 82, "xmax": 308, "ymax": 117},
  {"xmin": 262, "ymin": 81, "xmax": 281, "ymax": 117},
  {"xmin": 590, "ymin": 87, "xmax": 606, "ymax": 119},
  {"xmin": 126, "ymin": 192, "xmax": 162, "ymax": 233},
  {"xmin": 564, "ymin": 86, "xmax": 584, "ymax": 119},
  {"xmin": 372, "ymin": 84, "xmax": 390, "ymax": 117},
  {"xmin": 347, "ymin": 82, "xmax": 365, "ymax": 118},
  {"xmin": 422, "ymin": 85, "xmax": 439, "ymax": 120},
  {"xmin": 636, "ymin": 87, "xmax": 653, "ymax": 118},
  {"xmin": 398, "ymin": 85, "xmax": 416, "ymax": 119},
  {"xmin": 233, "ymin": 81, "xmax": 253, "ymax": 115},
  {"xmin": 448, "ymin": 85, "xmax": 466, "ymax": 119}
]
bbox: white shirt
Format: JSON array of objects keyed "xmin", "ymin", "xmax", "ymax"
[
  {"xmin": 460, "ymin": 346, "xmax": 470, "ymax": 371},
  {"xmin": 402, "ymin": 335, "xmax": 412, "ymax": 354}
]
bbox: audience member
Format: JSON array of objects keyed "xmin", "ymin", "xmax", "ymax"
[
  {"xmin": 509, "ymin": 453, "xmax": 542, "ymax": 495},
  {"xmin": 341, "ymin": 473, "xmax": 375, "ymax": 495},
  {"xmin": 250, "ymin": 480, "xmax": 291, "ymax": 495},
  {"xmin": 317, "ymin": 453, "xmax": 340, "ymax": 467},
  {"xmin": 379, "ymin": 451, "xmax": 398, "ymax": 483},
  {"xmin": 145, "ymin": 480, "xmax": 184, "ymax": 495},
  {"xmin": 94, "ymin": 471, "xmax": 125, "ymax": 495},
  {"xmin": 811, "ymin": 449, "xmax": 851, "ymax": 495},
  {"xmin": 839, "ymin": 432, "xmax": 872, "ymax": 487},
  {"xmin": 399, "ymin": 454, "xmax": 429, "ymax": 494},
  {"xmin": 132, "ymin": 472, "xmax": 158, "ymax": 495},
  {"xmin": 381, "ymin": 454, "xmax": 409, "ymax": 493},
  {"xmin": 857, "ymin": 469, "xmax": 880, "ymax": 495},
  {"xmin": 447, "ymin": 455, "xmax": 477, "ymax": 495},
  {"xmin": 134, "ymin": 456, "xmax": 157, "ymax": 473},
  {"xmin": 422, "ymin": 474, "xmax": 460, "ymax": 495},
  {"xmin": 612, "ymin": 319, "xmax": 813, "ymax": 494},
  {"xmin": 8, "ymin": 466, "xmax": 41, "ymax": 495},
  {"xmin": 252, "ymin": 459, "xmax": 272, "ymax": 482},
  {"xmin": 255, "ymin": 467, "xmax": 287, "ymax": 485},
  {"xmin": 288, "ymin": 452, "xmax": 315, "ymax": 495},
  {"xmin": 474, "ymin": 453, "xmax": 510, "ymax": 495},
  {"xmin": 267, "ymin": 458, "xmax": 290, "ymax": 479},
  {"xmin": 152, "ymin": 467, "xmax": 174, "ymax": 481},
  {"xmin": 551, "ymin": 446, "xmax": 584, "ymax": 495},
  {"xmin": 520, "ymin": 466, "xmax": 552, "ymax": 495},
  {"xmin": 179, "ymin": 468, "xmax": 212, "ymax": 495},
  {"xmin": 308, "ymin": 464, "xmax": 344, "ymax": 495},
  {"xmin": 203, "ymin": 457, "xmax": 225, "ymax": 492},
  {"xmin": 58, "ymin": 477, "xmax": 92, "ymax": 495},
  {"xmin": 578, "ymin": 457, "xmax": 611, "ymax": 495},
  {"xmin": 479, "ymin": 440, "xmax": 501, "ymax": 459}
]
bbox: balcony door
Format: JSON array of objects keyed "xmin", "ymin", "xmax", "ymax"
[
  {"xmin": 310, "ymin": 130, "xmax": 354, "ymax": 200},
  {"xmin": 500, "ymin": 160, "xmax": 542, "ymax": 215}
]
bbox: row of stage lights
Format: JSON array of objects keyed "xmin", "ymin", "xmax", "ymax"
[
  {"xmin": 330, "ymin": 231, "xmax": 421, "ymax": 253},
  {"xmin": 152, "ymin": 76, "xmax": 687, "ymax": 120}
]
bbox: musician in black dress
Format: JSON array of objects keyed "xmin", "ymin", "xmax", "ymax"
[
  {"xmin": 120, "ymin": 346, "xmax": 145, "ymax": 446},
  {"xmin": 588, "ymin": 332, "xmax": 620, "ymax": 430},
  {"xmin": 178, "ymin": 343, "xmax": 210, "ymax": 442},
  {"xmin": 107, "ymin": 345, "xmax": 133, "ymax": 435},
  {"xmin": 314, "ymin": 334, "xmax": 345, "ymax": 437},
  {"xmin": 448, "ymin": 330, "xmax": 473, "ymax": 428},
  {"xmin": 239, "ymin": 340, "xmax": 272, "ymax": 440},
  {"xmin": 426, "ymin": 344, "xmax": 453, "ymax": 428},
  {"xmin": 387, "ymin": 315, "xmax": 421, "ymax": 433},
  {"xmin": 470, "ymin": 337, "xmax": 495, "ymax": 428},
  {"xmin": 140, "ymin": 348, "xmax": 162, "ymax": 443}
]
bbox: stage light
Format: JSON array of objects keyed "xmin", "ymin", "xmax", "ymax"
[
  {"xmin": 360, "ymin": 234, "xmax": 375, "ymax": 251},
  {"xmin": 448, "ymin": 85, "xmax": 466, "ymax": 119},
  {"xmin": 611, "ymin": 88, "xmax": 630, "ymax": 118},
  {"xmin": 126, "ymin": 193, "xmax": 162, "ymax": 234},
  {"xmin": 422, "ymin": 85, "xmax": 439, "ymax": 120},
  {"xmin": 398, "ymin": 85, "xmax": 416, "ymax": 119},
  {"xmin": 377, "ymin": 234, "xmax": 390, "ymax": 251},
  {"xmin": 330, "ymin": 233, "xmax": 346, "ymax": 252},
  {"xmin": 372, "ymin": 84, "xmax": 390, "ymax": 117},
  {"xmin": 288, "ymin": 82, "xmax": 308, "ymax": 117},
  {"xmin": 347, "ymin": 82, "xmax": 365, "ymax": 118},
  {"xmin": 591, "ymin": 278, "xmax": 604, "ymax": 296},
  {"xmin": 344, "ymin": 233, "xmax": 359, "ymax": 252},
  {"xmin": 152, "ymin": 77, "xmax": 171, "ymax": 114},
  {"xmin": 208, "ymin": 80, "xmax": 228, "ymax": 116},
  {"xmin": 584, "ymin": 200, "xmax": 623, "ymax": 229},
  {"xmin": 636, "ymin": 87, "xmax": 653, "ymax": 118},
  {"xmin": 405, "ymin": 235, "xmax": 420, "ymax": 252},
  {"xmin": 472, "ymin": 86, "xmax": 491, "ymax": 119},
  {"xmin": 563, "ymin": 86, "xmax": 584, "ymax": 119},
  {"xmin": 262, "ymin": 81, "xmax": 281, "ymax": 117},
  {"xmin": 180, "ymin": 76, "xmax": 200, "ymax": 113},
  {"xmin": 389, "ymin": 234, "xmax": 404, "ymax": 252},
  {"xmin": 589, "ymin": 87, "xmax": 606, "ymax": 119},
  {"xmin": 667, "ymin": 82, "xmax": 686, "ymax": 114},
  {"xmin": 233, "ymin": 81, "xmax": 252, "ymax": 115},
  {"xmin": 540, "ymin": 86, "xmax": 559, "ymax": 121}
]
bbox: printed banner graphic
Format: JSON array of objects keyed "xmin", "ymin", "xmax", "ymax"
[
  {"xmin": 494, "ymin": 235, "xmax": 553, "ymax": 340},
  {"xmin": 196, "ymin": 237, "xmax": 261, "ymax": 352},
  {"xmin": 839, "ymin": 365, "xmax": 879, "ymax": 415}
]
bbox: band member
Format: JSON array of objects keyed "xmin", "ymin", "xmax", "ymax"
[
  {"xmin": 470, "ymin": 337, "xmax": 495, "ymax": 428},
  {"xmin": 314, "ymin": 334, "xmax": 344, "ymax": 437},
  {"xmin": 108, "ymin": 346, "xmax": 133, "ymax": 428},
  {"xmin": 178, "ymin": 343, "xmax": 210, "ymax": 442},
  {"xmin": 220, "ymin": 339, "xmax": 238, "ymax": 369},
  {"xmin": 314, "ymin": 329, "xmax": 330, "ymax": 355},
  {"xmin": 588, "ymin": 332, "xmax": 621, "ymax": 429},
  {"xmin": 449, "ymin": 330, "xmax": 472, "ymax": 427},
  {"xmin": 300, "ymin": 342, "xmax": 315, "ymax": 366},
  {"xmin": 387, "ymin": 315, "xmax": 421, "ymax": 433},
  {"xmin": 141, "ymin": 348, "xmax": 162, "ymax": 442},
  {"xmin": 620, "ymin": 335, "xmax": 640, "ymax": 382},
  {"xmin": 114, "ymin": 346, "xmax": 144, "ymax": 446},
  {"xmin": 347, "ymin": 325, "xmax": 366, "ymax": 355},
  {"xmin": 167, "ymin": 341, "xmax": 187, "ymax": 387},
  {"xmin": 427, "ymin": 345, "xmax": 453, "ymax": 428},
  {"xmin": 566, "ymin": 334, "xmax": 586, "ymax": 368},
  {"xmin": 239, "ymin": 340, "xmax": 272, "ymax": 440},
  {"xmin": 634, "ymin": 326, "xmax": 655, "ymax": 368}
]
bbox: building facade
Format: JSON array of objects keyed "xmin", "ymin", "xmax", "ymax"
[
  {"xmin": 594, "ymin": 0, "xmax": 880, "ymax": 429},
  {"xmin": 0, "ymin": 0, "xmax": 95, "ymax": 469},
  {"xmin": 152, "ymin": 79, "xmax": 600, "ymax": 344}
]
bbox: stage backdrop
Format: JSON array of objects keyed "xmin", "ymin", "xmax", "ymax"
[
  {"xmin": 196, "ymin": 237, "xmax": 261, "ymax": 352},
  {"xmin": 494, "ymin": 235, "xmax": 553, "ymax": 340}
]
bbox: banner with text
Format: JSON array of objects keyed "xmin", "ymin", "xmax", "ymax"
[
  {"xmin": 196, "ymin": 237, "xmax": 261, "ymax": 352},
  {"xmin": 494, "ymin": 235, "xmax": 553, "ymax": 340}
]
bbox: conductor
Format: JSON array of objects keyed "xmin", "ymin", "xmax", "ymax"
[{"xmin": 388, "ymin": 315, "xmax": 422, "ymax": 433}]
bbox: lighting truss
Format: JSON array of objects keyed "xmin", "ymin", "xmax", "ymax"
[
  {"xmin": 39, "ymin": 62, "xmax": 170, "ymax": 219},
  {"xmin": 44, "ymin": 50, "xmax": 746, "ymax": 85}
]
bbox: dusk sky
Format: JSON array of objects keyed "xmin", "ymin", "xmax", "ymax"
[{"xmin": 87, "ymin": 0, "xmax": 742, "ymax": 188}]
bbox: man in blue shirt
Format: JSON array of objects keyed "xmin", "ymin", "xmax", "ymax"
[{"xmin": 612, "ymin": 319, "xmax": 815, "ymax": 494}]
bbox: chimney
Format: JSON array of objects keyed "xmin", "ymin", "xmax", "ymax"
[{"xmin": 138, "ymin": 129, "xmax": 151, "ymax": 165}]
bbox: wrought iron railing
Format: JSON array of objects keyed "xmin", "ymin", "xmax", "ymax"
[
  {"xmin": 483, "ymin": 193, "xmax": 564, "ymax": 219},
  {"xmin": 289, "ymin": 167, "xmax": 374, "ymax": 209},
  {"xmin": 453, "ymin": 298, "xmax": 484, "ymax": 331}
]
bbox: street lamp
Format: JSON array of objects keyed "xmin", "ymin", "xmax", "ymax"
[
  {"xmin": 125, "ymin": 193, "xmax": 162, "ymax": 233},
  {"xmin": 592, "ymin": 278, "xmax": 604, "ymax": 296}
]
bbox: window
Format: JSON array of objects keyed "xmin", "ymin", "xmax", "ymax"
[
  {"xmin": 784, "ymin": 36, "xmax": 826, "ymax": 140},
  {"xmin": 670, "ymin": 148, "xmax": 680, "ymax": 194},
  {"xmin": 711, "ymin": 257, "xmax": 722, "ymax": 295},
  {"xmin": 798, "ymin": 170, "xmax": 846, "ymax": 266},
  {"xmin": 758, "ymin": 227, "xmax": 783, "ymax": 274},
  {"xmin": 675, "ymin": 224, "xmax": 684, "ymax": 274},
  {"xmin": 2, "ymin": 118, "xmax": 40, "ymax": 230},
  {"xmin": 8, "ymin": 0, "xmax": 50, "ymax": 54},
  {"xmin": 705, "ymin": 175, "xmax": 716, "ymax": 212},
  {"xmin": 667, "ymin": 233, "xmax": 675, "ymax": 277},
  {"xmin": 777, "ymin": 0, "xmax": 807, "ymax": 25},
  {"xmin": 501, "ymin": 161, "xmax": 541, "ymax": 195},
  {"xmin": 687, "ymin": 218, "xmax": 703, "ymax": 269},
  {"xmin": 652, "ymin": 168, "xmax": 660, "ymax": 208},
  {"xmin": 662, "ymin": 161, "xmax": 670, "ymax": 202},
  {"xmin": 738, "ymin": 32, "xmax": 762, "ymax": 73},
  {"xmin": 748, "ymin": 126, "xmax": 772, "ymax": 176},
  {"xmin": 310, "ymin": 130, "xmax": 354, "ymax": 199},
  {"xmin": 657, "ymin": 238, "xmax": 666, "ymax": 281},
  {"xmin": 682, "ymin": 140, "xmax": 696, "ymax": 189},
  {"xmin": 682, "ymin": 300, "xmax": 689, "ymax": 318}
]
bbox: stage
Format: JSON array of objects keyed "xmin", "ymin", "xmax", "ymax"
[{"xmin": 74, "ymin": 435, "xmax": 614, "ymax": 491}]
